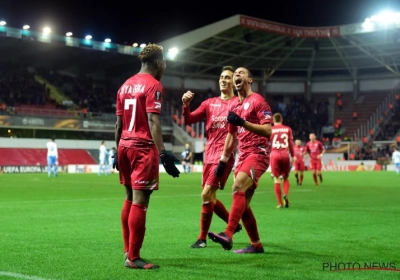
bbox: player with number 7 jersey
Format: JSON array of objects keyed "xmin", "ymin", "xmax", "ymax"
[
  {"xmin": 269, "ymin": 113, "xmax": 295, "ymax": 209},
  {"xmin": 115, "ymin": 43, "xmax": 179, "ymax": 270}
]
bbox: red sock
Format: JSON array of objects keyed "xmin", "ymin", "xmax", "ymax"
[
  {"xmin": 214, "ymin": 199, "xmax": 229, "ymax": 223},
  {"xmin": 128, "ymin": 204, "xmax": 147, "ymax": 261},
  {"xmin": 225, "ymin": 192, "xmax": 246, "ymax": 238},
  {"xmin": 274, "ymin": 183, "xmax": 282, "ymax": 205},
  {"xmin": 283, "ymin": 179, "xmax": 290, "ymax": 196},
  {"xmin": 241, "ymin": 206, "xmax": 260, "ymax": 244},
  {"xmin": 313, "ymin": 174, "xmax": 317, "ymax": 184},
  {"xmin": 300, "ymin": 174, "xmax": 304, "ymax": 184},
  {"xmin": 121, "ymin": 200, "xmax": 131, "ymax": 253},
  {"xmin": 199, "ymin": 202, "xmax": 214, "ymax": 240}
]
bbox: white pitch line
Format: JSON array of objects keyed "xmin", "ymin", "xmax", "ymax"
[{"xmin": 0, "ymin": 271, "xmax": 51, "ymax": 280}]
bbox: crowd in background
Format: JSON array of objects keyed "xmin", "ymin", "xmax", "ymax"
[
  {"xmin": 0, "ymin": 65, "xmax": 399, "ymax": 162},
  {"xmin": 0, "ymin": 64, "xmax": 49, "ymax": 107}
]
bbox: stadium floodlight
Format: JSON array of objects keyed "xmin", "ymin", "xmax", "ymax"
[
  {"xmin": 132, "ymin": 43, "xmax": 138, "ymax": 47},
  {"xmin": 66, "ymin": 32, "xmax": 73, "ymax": 37},
  {"xmin": 167, "ymin": 47, "xmax": 179, "ymax": 60},
  {"xmin": 23, "ymin": 25, "xmax": 30, "ymax": 30},
  {"xmin": 85, "ymin": 35, "xmax": 92, "ymax": 40},
  {"xmin": 139, "ymin": 43, "xmax": 146, "ymax": 48},
  {"xmin": 362, "ymin": 18, "xmax": 374, "ymax": 31},
  {"xmin": 104, "ymin": 38, "xmax": 111, "ymax": 43},
  {"xmin": 368, "ymin": 11, "xmax": 400, "ymax": 25},
  {"xmin": 43, "ymin": 27, "xmax": 51, "ymax": 34},
  {"xmin": 0, "ymin": 21, "xmax": 6, "ymax": 26}
]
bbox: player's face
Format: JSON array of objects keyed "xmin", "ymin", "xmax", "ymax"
[
  {"xmin": 295, "ymin": 140, "xmax": 301, "ymax": 146},
  {"xmin": 309, "ymin": 133, "xmax": 316, "ymax": 141},
  {"xmin": 219, "ymin": 70, "xmax": 233, "ymax": 94},
  {"xmin": 155, "ymin": 58, "xmax": 167, "ymax": 80},
  {"xmin": 233, "ymin": 67, "xmax": 251, "ymax": 91}
]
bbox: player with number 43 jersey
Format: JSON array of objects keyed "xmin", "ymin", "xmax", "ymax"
[{"xmin": 269, "ymin": 113, "xmax": 294, "ymax": 209}]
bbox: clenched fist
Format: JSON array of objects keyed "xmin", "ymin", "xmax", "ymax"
[{"xmin": 182, "ymin": 91, "xmax": 195, "ymax": 106}]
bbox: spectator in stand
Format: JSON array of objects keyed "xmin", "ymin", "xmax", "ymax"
[
  {"xmin": 336, "ymin": 119, "xmax": 342, "ymax": 129},
  {"xmin": 336, "ymin": 98, "xmax": 343, "ymax": 110},
  {"xmin": 353, "ymin": 111, "xmax": 358, "ymax": 120},
  {"xmin": 81, "ymin": 107, "xmax": 88, "ymax": 118},
  {"xmin": 369, "ymin": 129, "xmax": 374, "ymax": 137},
  {"xmin": 0, "ymin": 102, "xmax": 6, "ymax": 114}
]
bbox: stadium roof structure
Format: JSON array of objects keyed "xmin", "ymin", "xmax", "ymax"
[{"xmin": 1, "ymin": 14, "xmax": 400, "ymax": 83}]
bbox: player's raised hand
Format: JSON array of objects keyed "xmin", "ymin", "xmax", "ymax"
[{"xmin": 182, "ymin": 91, "xmax": 195, "ymax": 106}]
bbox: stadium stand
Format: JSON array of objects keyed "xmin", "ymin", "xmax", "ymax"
[{"xmin": 1, "ymin": 14, "xmax": 400, "ymax": 163}]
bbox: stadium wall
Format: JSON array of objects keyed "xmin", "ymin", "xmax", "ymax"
[
  {"xmin": 1, "ymin": 138, "xmax": 395, "ymax": 173},
  {"xmin": 0, "ymin": 137, "xmax": 172, "ymax": 150}
]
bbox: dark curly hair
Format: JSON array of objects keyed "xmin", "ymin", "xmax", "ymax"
[{"xmin": 138, "ymin": 43, "xmax": 164, "ymax": 63}]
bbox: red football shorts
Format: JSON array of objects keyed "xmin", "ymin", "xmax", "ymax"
[
  {"xmin": 293, "ymin": 160, "xmax": 305, "ymax": 172},
  {"xmin": 202, "ymin": 163, "xmax": 233, "ymax": 190},
  {"xmin": 270, "ymin": 153, "xmax": 291, "ymax": 179},
  {"xmin": 309, "ymin": 159, "xmax": 322, "ymax": 171},
  {"xmin": 118, "ymin": 144, "xmax": 159, "ymax": 190},
  {"xmin": 234, "ymin": 153, "xmax": 269, "ymax": 189}
]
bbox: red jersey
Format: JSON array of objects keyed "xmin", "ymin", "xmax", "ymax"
[
  {"xmin": 116, "ymin": 73, "xmax": 163, "ymax": 145},
  {"xmin": 293, "ymin": 145, "xmax": 306, "ymax": 162},
  {"xmin": 183, "ymin": 96, "xmax": 239, "ymax": 165},
  {"xmin": 229, "ymin": 92, "xmax": 272, "ymax": 159},
  {"xmin": 270, "ymin": 124, "xmax": 294, "ymax": 158},
  {"xmin": 305, "ymin": 140, "xmax": 325, "ymax": 160}
]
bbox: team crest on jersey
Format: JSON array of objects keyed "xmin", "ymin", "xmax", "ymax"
[
  {"xmin": 244, "ymin": 102, "xmax": 250, "ymax": 110},
  {"xmin": 155, "ymin": 91, "xmax": 161, "ymax": 100},
  {"xmin": 263, "ymin": 110, "xmax": 272, "ymax": 119}
]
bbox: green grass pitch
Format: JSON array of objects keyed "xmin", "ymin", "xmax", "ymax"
[{"xmin": 0, "ymin": 171, "xmax": 399, "ymax": 280}]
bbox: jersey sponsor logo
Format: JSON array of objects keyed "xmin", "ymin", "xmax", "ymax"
[
  {"xmin": 212, "ymin": 115, "xmax": 227, "ymax": 121},
  {"xmin": 210, "ymin": 103, "xmax": 221, "ymax": 107},
  {"xmin": 155, "ymin": 91, "xmax": 161, "ymax": 100}
]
